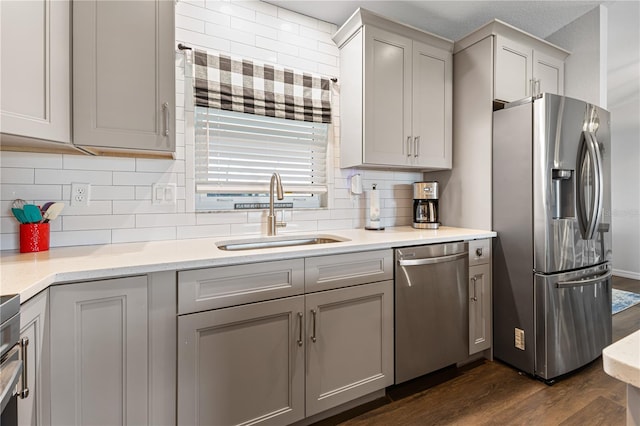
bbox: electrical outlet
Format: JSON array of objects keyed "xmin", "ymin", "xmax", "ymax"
[
  {"xmin": 71, "ymin": 183, "xmax": 91, "ymax": 207},
  {"xmin": 515, "ymin": 328, "xmax": 525, "ymax": 351}
]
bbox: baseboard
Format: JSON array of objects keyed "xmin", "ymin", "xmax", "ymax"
[{"xmin": 613, "ymin": 269, "xmax": 640, "ymax": 280}]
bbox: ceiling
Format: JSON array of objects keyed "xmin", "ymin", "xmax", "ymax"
[{"xmin": 265, "ymin": 1, "xmax": 608, "ymax": 41}]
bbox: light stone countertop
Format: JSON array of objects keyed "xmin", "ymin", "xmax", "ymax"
[
  {"xmin": 0, "ymin": 226, "xmax": 495, "ymax": 303},
  {"xmin": 603, "ymin": 330, "xmax": 640, "ymax": 388}
]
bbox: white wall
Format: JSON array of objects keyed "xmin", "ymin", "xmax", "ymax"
[
  {"xmin": 607, "ymin": 1, "xmax": 640, "ymax": 279},
  {"xmin": 547, "ymin": 5, "xmax": 608, "ymax": 108},
  {"xmin": 0, "ymin": 0, "xmax": 420, "ymax": 250}
]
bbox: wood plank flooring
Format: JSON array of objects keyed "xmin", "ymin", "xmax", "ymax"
[{"xmin": 316, "ymin": 276, "xmax": 640, "ymax": 426}]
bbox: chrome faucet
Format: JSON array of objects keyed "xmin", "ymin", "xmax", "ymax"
[{"xmin": 268, "ymin": 172, "xmax": 286, "ymax": 236}]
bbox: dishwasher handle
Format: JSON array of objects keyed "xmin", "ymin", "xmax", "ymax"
[{"xmin": 398, "ymin": 251, "xmax": 468, "ymax": 266}]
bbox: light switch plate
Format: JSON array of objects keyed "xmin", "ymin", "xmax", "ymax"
[{"xmin": 152, "ymin": 183, "xmax": 177, "ymax": 205}]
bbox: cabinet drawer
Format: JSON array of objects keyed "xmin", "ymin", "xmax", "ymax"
[
  {"xmin": 305, "ymin": 250, "xmax": 393, "ymax": 293},
  {"xmin": 178, "ymin": 259, "xmax": 304, "ymax": 314},
  {"xmin": 469, "ymin": 239, "xmax": 491, "ymax": 266}
]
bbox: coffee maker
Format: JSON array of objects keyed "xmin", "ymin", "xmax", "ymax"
[{"xmin": 412, "ymin": 182, "xmax": 439, "ymax": 229}]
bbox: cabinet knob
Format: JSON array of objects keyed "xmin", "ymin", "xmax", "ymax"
[{"xmin": 475, "ymin": 247, "xmax": 483, "ymax": 257}]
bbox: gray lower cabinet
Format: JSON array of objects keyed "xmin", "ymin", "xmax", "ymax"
[
  {"xmin": 305, "ymin": 280, "xmax": 394, "ymax": 417},
  {"xmin": 72, "ymin": 0, "xmax": 175, "ymax": 155},
  {"xmin": 18, "ymin": 290, "xmax": 50, "ymax": 426},
  {"xmin": 48, "ymin": 273, "xmax": 176, "ymax": 426},
  {"xmin": 50, "ymin": 276, "xmax": 150, "ymax": 425},
  {"xmin": 178, "ymin": 296, "xmax": 306, "ymax": 426},
  {"xmin": 178, "ymin": 251, "xmax": 394, "ymax": 425},
  {"xmin": 468, "ymin": 239, "xmax": 492, "ymax": 355}
]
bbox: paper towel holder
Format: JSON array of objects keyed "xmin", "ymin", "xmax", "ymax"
[{"xmin": 365, "ymin": 183, "xmax": 385, "ymax": 231}]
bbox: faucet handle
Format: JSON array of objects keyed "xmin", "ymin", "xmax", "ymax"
[{"xmin": 277, "ymin": 209, "xmax": 287, "ymax": 228}]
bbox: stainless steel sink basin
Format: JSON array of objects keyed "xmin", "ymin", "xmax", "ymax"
[{"xmin": 216, "ymin": 234, "xmax": 349, "ymax": 251}]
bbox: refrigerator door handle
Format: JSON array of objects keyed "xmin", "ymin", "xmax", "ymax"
[
  {"xmin": 576, "ymin": 131, "xmax": 603, "ymax": 240},
  {"xmin": 556, "ymin": 270, "xmax": 612, "ymax": 288},
  {"xmin": 585, "ymin": 131, "xmax": 605, "ymax": 240}
]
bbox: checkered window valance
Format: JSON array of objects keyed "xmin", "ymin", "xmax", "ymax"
[{"xmin": 193, "ymin": 49, "xmax": 332, "ymax": 124}]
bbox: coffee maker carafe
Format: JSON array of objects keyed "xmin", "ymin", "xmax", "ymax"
[{"xmin": 413, "ymin": 182, "xmax": 439, "ymax": 229}]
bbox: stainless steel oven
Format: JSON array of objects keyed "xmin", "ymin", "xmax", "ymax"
[{"xmin": 1, "ymin": 294, "xmax": 22, "ymax": 426}]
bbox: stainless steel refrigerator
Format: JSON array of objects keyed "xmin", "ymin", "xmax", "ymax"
[{"xmin": 493, "ymin": 93, "xmax": 612, "ymax": 382}]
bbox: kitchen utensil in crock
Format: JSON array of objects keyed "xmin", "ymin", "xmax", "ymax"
[
  {"xmin": 22, "ymin": 204, "xmax": 43, "ymax": 223},
  {"xmin": 41, "ymin": 202, "xmax": 64, "ymax": 223}
]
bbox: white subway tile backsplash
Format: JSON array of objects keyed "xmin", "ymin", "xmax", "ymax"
[
  {"xmin": 229, "ymin": 41, "xmax": 277, "ymax": 63},
  {"xmin": 177, "ymin": 3, "xmax": 230, "ymax": 27},
  {"xmin": 196, "ymin": 211, "xmax": 247, "ymax": 225},
  {"xmin": 277, "ymin": 7, "xmax": 319, "ymax": 30},
  {"xmin": 255, "ymin": 36, "xmax": 299, "ymax": 56},
  {"xmin": 62, "ymin": 155, "xmax": 135, "ymax": 171},
  {"xmin": 0, "ymin": 1, "xmax": 420, "ymax": 251},
  {"xmin": 205, "ymin": 1, "xmax": 256, "ymax": 21},
  {"xmin": 176, "ymin": 28, "xmax": 230, "ymax": 53},
  {"xmin": 50, "ymin": 230, "xmax": 112, "ymax": 247},
  {"xmin": 256, "ymin": 12, "xmax": 299, "ymax": 34},
  {"xmin": 300, "ymin": 49, "xmax": 338, "ymax": 67},
  {"xmin": 113, "ymin": 200, "xmax": 177, "ymax": 215},
  {"xmin": 231, "ymin": 16, "xmax": 277, "ymax": 40},
  {"xmin": 62, "ymin": 201, "xmax": 113, "ymax": 216},
  {"xmin": 275, "ymin": 53, "xmax": 318, "ymax": 74},
  {"xmin": 0, "ymin": 151, "xmax": 62, "ymax": 169},
  {"xmin": 317, "ymin": 20, "xmax": 336, "ymax": 34},
  {"xmin": 113, "ymin": 171, "xmax": 177, "ymax": 186},
  {"xmin": 176, "ymin": 14, "xmax": 206, "ymax": 33},
  {"xmin": 205, "ymin": 23, "xmax": 255, "ymax": 46},
  {"xmin": 90, "ymin": 185, "xmax": 135, "ymax": 201},
  {"xmin": 62, "ymin": 215, "xmax": 135, "ymax": 231},
  {"xmin": 1, "ymin": 168, "xmax": 34, "ymax": 184},
  {"xmin": 1, "ymin": 184, "xmax": 63, "ymax": 202},
  {"xmin": 135, "ymin": 213, "xmax": 196, "ymax": 228},
  {"xmin": 35, "ymin": 169, "xmax": 112, "ymax": 185}
]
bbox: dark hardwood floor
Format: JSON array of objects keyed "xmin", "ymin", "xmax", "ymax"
[{"xmin": 318, "ymin": 276, "xmax": 640, "ymax": 426}]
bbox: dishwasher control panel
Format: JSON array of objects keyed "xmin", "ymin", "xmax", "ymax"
[{"xmin": 469, "ymin": 239, "xmax": 491, "ymax": 266}]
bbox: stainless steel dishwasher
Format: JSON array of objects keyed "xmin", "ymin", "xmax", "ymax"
[{"xmin": 395, "ymin": 242, "xmax": 469, "ymax": 384}]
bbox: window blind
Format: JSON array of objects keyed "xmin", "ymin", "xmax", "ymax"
[{"xmin": 195, "ymin": 107, "xmax": 328, "ymax": 196}]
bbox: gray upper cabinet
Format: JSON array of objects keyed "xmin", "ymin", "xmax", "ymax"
[
  {"xmin": 0, "ymin": 0, "xmax": 72, "ymax": 149},
  {"xmin": 494, "ymin": 34, "xmax": 565, "ymax": 103},
  {"xmin": 73, "ymin": 0, "xmax": 175, "ymax": 156},
  {"xmin": 333, "ymin": 8, "xmax": 453, "ymax": 171}
]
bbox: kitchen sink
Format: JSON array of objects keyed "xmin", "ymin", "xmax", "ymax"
[{"xmin": 216, "ymin": 234, "xmax": 349, "ymax": 251}]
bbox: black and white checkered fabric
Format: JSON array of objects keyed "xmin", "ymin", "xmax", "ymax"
[{"xmin": 193, "ymin": 49, "xmax": 332, "ymax": 124}]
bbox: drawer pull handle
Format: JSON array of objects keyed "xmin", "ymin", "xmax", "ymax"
[
  {"xmin": 19, "ymin": 337, "xmax": 29, "ymax": 399},
  {"xmin": 297, "ymin": 312, "xmax": 303, "ymax": 347},
  {"xmin": 311, "ymin": 309, "xmax": 317, "ymax": 343},
  {"xmin": 471, "ymin": 276, "xmax": 478, "ymax": 302}
]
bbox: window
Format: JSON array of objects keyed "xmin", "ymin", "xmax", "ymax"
[
  {"xmin": 188, "ymin": 49, "xmax": 333, "ymax": 212},
  {"xmin": 195, "ymin": 107, "xmax": 328, "ymax": 211}
]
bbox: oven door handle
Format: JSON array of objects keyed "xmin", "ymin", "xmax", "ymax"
[
  {"xmin": 0, "ymin": 358, "xmax": 22, "ymax": 413},
  {"xmin": 398, "ymin": 252, "xmax": 468, "ymax": 266}
]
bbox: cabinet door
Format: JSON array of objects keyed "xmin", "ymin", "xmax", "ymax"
[
  {"xmin": 412, "ymin": 41, "xmax": 452, "ymax": 169},
  {"xmin": 0, "ymin": 0, "xmax": 71, "ymax": 144},
  {"xmin": 18, "ymin": 290, "xmax": 50, "ymax": 426},
  {"xmin": 73, "ymin": 0, "xmax": 175, "ymax": 153},
  {"xmin": 50, "ymin": 276, "xmax": 148, "ymax": 426},
  {"xmin": 469, "ymin": 263, "xmax": 492, "ymax": 354},
  {"xmin": 305, "ymin": 280, "xmax": 394, "ymax": 416},
  {"xmin": 494, "ymin": 35, "xmax": 533, "ymax": 102},
  {"xmin": 533, "ymin": 50, "xmax": 564, "ymax": 96},
  {"xmin": 178, "ymin": 296, "xmax": 305, "ymax": 426},
  {"xmin": 363, "ymin": 26, "xmax": 412, "ymax": 166}
]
